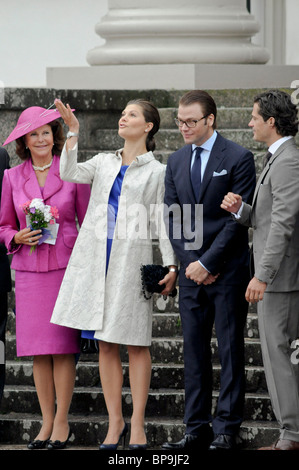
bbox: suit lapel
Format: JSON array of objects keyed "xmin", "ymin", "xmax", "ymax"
[
  {"xmin": 42, "ymin": 156, "xmax": 63, "ymax": 202},
  {"xmin": 22, "ymin": 159, "xmax": 43, "ymax": 200},
  {"xmin": 251, "ymin": 163, "xmax": 270, "ymax": 207},
  {"xmin": 252, "ymin": 138, "xmax": 295, "ymax": 208},
  {"xmin": 22, "ymin": 155, "xmax": 62, "ymax": 202}
]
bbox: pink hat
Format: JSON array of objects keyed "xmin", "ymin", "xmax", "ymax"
[{"xmin": 3, "ymin": 105, "xmax": 69, "ymax": 146}]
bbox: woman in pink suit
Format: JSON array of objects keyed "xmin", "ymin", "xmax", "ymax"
[{"xmin": 0, "ymin": 106, "xmax": 90, "ymax": 449}]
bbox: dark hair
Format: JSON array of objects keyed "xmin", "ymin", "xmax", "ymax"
[
  {"xmin": 179, "ymin": 90, "xmax": 217, "ymax": 129},
  {"xmin": 126, "ymin": 99, "xmax": 160, "ymax": 151},
  {"xmin": 254, "ymin": 90, "xmax": 298, "ymax": 137},
  {"xmin": 16, "ymin": 120, "xmax": 65, "ymax": 160}
]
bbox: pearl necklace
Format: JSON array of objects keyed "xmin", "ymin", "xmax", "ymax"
[{"xmin": 32, "ymin": 159, "xmax": 53, "ymax": 172}]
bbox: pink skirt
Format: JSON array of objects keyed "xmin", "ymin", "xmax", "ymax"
[{"xmin": 15, "ymin": 269, "xmax": 80, "ymax": 357}]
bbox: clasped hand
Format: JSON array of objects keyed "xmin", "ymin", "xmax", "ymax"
[
  {"xmin": 14, "ymin": 227, "xmax": 42, "ymax": 246},
  {"xmin": 185, "ymin": 261, "xmax": 219, "ymax": 285}
]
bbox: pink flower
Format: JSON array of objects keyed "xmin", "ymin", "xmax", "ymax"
[
  {"xmin": 20, "ymin": 200, "xmax": 31, "ymax": 214},
  {"xmin": 50, "ymin": 206, "xmax": 59, "ymax": 219}
]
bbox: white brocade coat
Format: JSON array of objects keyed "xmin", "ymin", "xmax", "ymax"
[{"xmin": 51, "ymin": 144, "xmax": 176, "ymax": 346}]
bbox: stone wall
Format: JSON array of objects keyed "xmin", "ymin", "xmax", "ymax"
[{"xmin": 1, "ymin": 87, "xmax": 292, "ymax": 169}]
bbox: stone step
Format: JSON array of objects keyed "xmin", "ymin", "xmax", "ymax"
[
  {"xmin": 7, "ymin": 287, "xmax": 181, "ymax": 317},
  {"xmin": 90, "ymin": 128, "xmax": 265, "ymax": 153},
  {"xmin": 5, "ymin": 359, "xmax": 267, "ymax": 393},
  {"xmin": 4, "ymin": 334, "xmax": 263, "ymax": 368},
  {"xmin": 150, "ymin": 337, "xmax": 263, "ymax": 366},
  {"xmin": 78, "ymin": 107, "xmax": 254, "ymax": 131},
  {"xmin": 153, "ymin": 312, "xmax": 260, "ymax": 339},
  {"xmin": 0, "ymin": 412, "xmax": 279, "ymax": 450},
  {"xmin": 1, "ymin": 384, "xmax": 274, "ymax": 423},
  {"xmin": 5, "ymin": 310, "xmax": 260, "ymax": 339},
  {"xmin": 8, "ymin": 282, "xmax": 258, "ymax": 317}
]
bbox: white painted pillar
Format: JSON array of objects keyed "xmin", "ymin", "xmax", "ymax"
[
  {"xmin": 251, "ymin": 0, "xmax": 286, "ymax": 65},
  {"xmin": 87, "ymin": 0, "xmax": 270, "ymax": 65}
]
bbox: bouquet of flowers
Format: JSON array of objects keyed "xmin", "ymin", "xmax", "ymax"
[{"xmin": 21, "ymin": 198, "xmax": 59, "ymax": 253}]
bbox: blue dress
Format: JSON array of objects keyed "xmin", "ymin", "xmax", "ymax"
[{"xmin": 81, "ymin": 165, "xmax": 129, "ymax": 340}]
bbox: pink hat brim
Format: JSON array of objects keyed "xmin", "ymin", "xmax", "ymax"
[{"xmin": 3, "ymin": 106, "xmax": 74, "ymax": 146}]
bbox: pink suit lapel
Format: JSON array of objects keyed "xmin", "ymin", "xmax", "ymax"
[
  {"xmin": 42, "ymin": 156, "xmax": 63, "ymax": 202},
  {"xmin": 22, "ymin": 155, "xmax": 62, "ymax": 202}
]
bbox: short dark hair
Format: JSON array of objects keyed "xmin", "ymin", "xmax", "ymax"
[
  {"xmin": 179, "ymin": 90, "xmax": 217, "ymax": 129},
  {"xmin": 16, "ymin": 120, "xmax": 65, "ymax": 161},
  {"xmin": 254, "ymin": 90, "xmax": 298, "ymax": 137},
  {"xmin": 126, "ymin": 99, "xmax": 160, "ymax": 152}
]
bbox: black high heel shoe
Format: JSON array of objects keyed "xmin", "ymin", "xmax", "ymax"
[
  {"xmin": 128, "ymin": 443, "xmax": 148, "ymax": 450},
  {"xmin": 99, "ymin": 422, "xmax": 128, "ymax": 450},
  {"xmin": 47, "ymin": 428, "xmax": 71, "ymax": 450},
  {"xmin": 27, "ymin": 438, "xmax": 50, "ymax": 450}
]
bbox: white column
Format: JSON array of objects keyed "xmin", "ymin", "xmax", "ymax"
[
  {"xmin": 251, "ymin": 0, "xmax": 286, "ymax": 65},
  {"xmin": 86, "ymin": 0, "xmax": 270, "ymax": 65}
]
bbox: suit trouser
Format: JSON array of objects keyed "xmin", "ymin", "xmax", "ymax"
[
  {"xmin": 0, "ymin": 292, "xmax": 8, "ymax": 406},
  {"xmin": 257, "ymin": 291, "xmax": 299, "ymax": 441},
  {"xmin": 179, "ymin": 282, "xmax": 248, "ymax": 435}
]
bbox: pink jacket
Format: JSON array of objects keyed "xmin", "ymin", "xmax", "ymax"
[{"xmin": 0, "ymin": 155, "xmax": 90, "ymax": 273}]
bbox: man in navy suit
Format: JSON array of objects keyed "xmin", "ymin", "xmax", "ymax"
[
  {"xmin": 162, "ymin": 90, "xmax": 256, "ymax": 450},
  {"xmin": 0, "ymin": 147, "xmax": 11, "ymax": 407}
]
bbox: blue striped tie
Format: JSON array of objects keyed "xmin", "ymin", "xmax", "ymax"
[{"xmin": 191, "ymin": 147, "xmax": 203, "ymax": 198}]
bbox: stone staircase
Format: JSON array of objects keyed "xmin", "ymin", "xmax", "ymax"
[
  {"xmin": 0, "ymin": 88, "xmax": 285, "ymax": 450},
  {"xmin": 0, "ymin": 296, "xmax": 279, "ymax": 450}
]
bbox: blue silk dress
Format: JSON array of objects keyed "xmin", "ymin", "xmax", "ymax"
[{"xmin": 81, "ymin": 165, "xmax": 129, "ymax": 340}]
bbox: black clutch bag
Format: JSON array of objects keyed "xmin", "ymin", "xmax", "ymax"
[{"xmin": 140, "ymin": 264, "xmax": 177, "ymax": 299}]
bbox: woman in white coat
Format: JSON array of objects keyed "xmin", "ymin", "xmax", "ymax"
[{"xmin": 51, "ymin": 98, "xmax": 177, "ymax": 449}]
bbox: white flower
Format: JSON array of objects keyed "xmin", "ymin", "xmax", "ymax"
[
  {"xmin": 28, "ymin": 199, "xmax": 55, "ymax": 222},
  {"xmin": 30, "ymin": 198, "xmax": 45, "ymax": 212},
  {"xmin": 43, "ymin": 205, "xmax": 52, "ymax": 222}
]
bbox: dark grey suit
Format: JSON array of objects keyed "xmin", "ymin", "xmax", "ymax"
[
  {"xmin": 0, "ymin": 147, "xmax": 11, "ymax": 406},
  {"xmin": 239, "ymin": 137, "xmax": 299, "ymax": 441}
]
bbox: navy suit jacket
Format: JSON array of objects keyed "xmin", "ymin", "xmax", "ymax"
[
  {"xmin": 0, "ymin": 148, "xmax": 11, "ymax": 293},
  {"xmin": 164, "ymin": 132, "xmax": 256, "ymax": 286}
]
